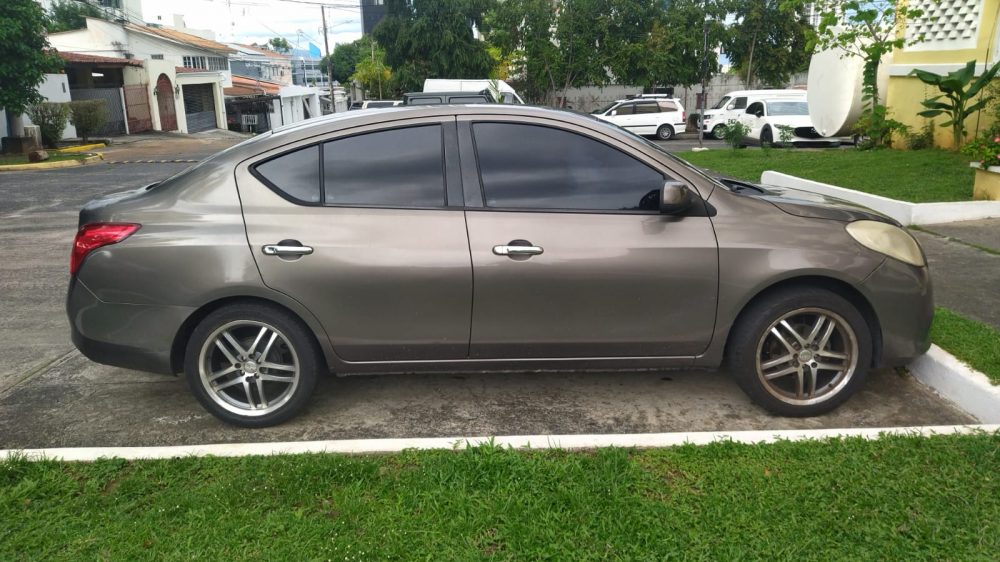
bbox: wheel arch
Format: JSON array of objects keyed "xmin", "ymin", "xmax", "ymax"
[
  {"xmin": 723, "ymin": 275, "xmax": 883, "ymax": 368},
  {"xmin": 170, "ymin": 295, "xmax": 335, "ymax": 375}
]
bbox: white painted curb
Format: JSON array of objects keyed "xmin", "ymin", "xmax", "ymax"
[
  {"xmin": 760, "ymin": 171, "xmax": 1000, "ymax": 225},
  {"xmin": 909, "ymin": 344, "xmax": 1000, "ymax": 423},
  {"xmin": 4, "ymin": 424, "xmax": 997, "ymax": 462}
]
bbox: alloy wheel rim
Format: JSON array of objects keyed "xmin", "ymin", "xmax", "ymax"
[
  {"xmin": 198, "ymin": 320, "xmax": 300, "ymax": 416},
  {"xmin": 754, "ymin": 307, "xmax": 858, "ymax": 406}
]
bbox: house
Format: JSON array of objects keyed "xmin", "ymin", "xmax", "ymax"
[
  {"xmin": 224, "ymin": 75, "xmax": 321, "ymax": 134},
  {"xmin": 228, "ymin": 44, "xmax": 293, "ymax": 86},
  {"xmin": 47, "ymin": 16, "xmax": 234, "ymax": 133},
  {"xmin": 886, "ymin": 0, "xmax": 1000, "ymax": 148}
]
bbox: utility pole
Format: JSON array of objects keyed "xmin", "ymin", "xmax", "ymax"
[
  {"xmin": 697, "ymin": 0, "xmax": 709, "ymax": 149},
  {"xmin": 320, "ymin": 5, "xmax": 336, "ymax": 113}
]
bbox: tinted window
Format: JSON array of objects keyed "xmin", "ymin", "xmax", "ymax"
[
  {"xmin": 407, "ymin": 96, "xmax": 442, "ymax": 105},
  {"xmin": 473, "ymin": 123, "xmax": 664, "ymax": 212},
  {"xmin": 732, "ymin": 97, "xmax": 748, "ymax": 109},
  {"xmin": 323, "ymin": 125, "xmax": 445, "ymax": 207},
  {"xmin": 635, "ymin": 102, "xmax": 660, "ymax": 114},
  {"xmin": 746, "ymin": 102, "xmax": 764, "ymax": 116},
  {"xmin": 254, "ymin": 145, "xmax": 321, "ymax": 203},
  {"xmin": 450, "ymin": 96, "xmax": 490, "ymax": 103},
  {"xmin": 365, "ymin": 101, "xmax": 396, "ymax": 108},
  {"xmin": 616, "ymin": 103, "xmax": 635, "ymax": 115}
]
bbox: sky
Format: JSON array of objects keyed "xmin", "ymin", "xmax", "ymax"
[{"xmin": 139, "ymin": 0, "xmax": 363, "ymax": 50}]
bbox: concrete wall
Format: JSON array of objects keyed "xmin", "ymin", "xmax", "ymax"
[{"xmin": 20, "ymin": 74, "xmax": 77, "ymax": 140}]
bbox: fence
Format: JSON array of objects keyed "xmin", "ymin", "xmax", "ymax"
[{"xmin": 69, "ymin": 88, "xmax": 126, "ymax": 136}]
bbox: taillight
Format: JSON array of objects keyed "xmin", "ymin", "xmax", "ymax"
[
  {"xmin": 70, "ymin": 223, "xmax": 140, "ymax": 275},
  {"xmin": 682, "ymin": 111, "xmax": 686, "ymax": 122}
]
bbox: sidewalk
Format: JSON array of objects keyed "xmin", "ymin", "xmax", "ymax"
[{"xmin": 911, "ymin": 218, "xmax": 1000, "ymax": 331}]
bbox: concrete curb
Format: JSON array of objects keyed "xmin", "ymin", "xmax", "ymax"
[
  {"xmin": 4, "ymin": 424, "xmax": 997, "ymax": 462},
  {"xmin": 57, "ymin": 143, "xmax": 106, "ymax": 153},
  {"xmin": 760, "ymin": 171, "xmax": 1000, "ymax": 225},
  {"xmin": 0, "ymin": 153, "xmax": 103, "ymax": 172},
  {"xmin": 909, "ymin": 344, "xmax": 1000, "ymax": 423}
]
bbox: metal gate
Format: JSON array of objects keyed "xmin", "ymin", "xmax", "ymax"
[
  {"xmin": 69, "ymin": 88, "xmax": 125, "ymax": 135},
  {"xmin": 182, "ymin": 83, "xmax": 218, "ymax": 133},
  {"xmin": 123, "ymin": 84, "xmax": 152, "ymax": 132},
  {"xmin": 155, "ymin": 74, "xmax": 177, "ymax": 132}
]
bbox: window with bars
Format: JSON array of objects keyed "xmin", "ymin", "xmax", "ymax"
[{"xmin": 208, "ymin": 57, "xmax": 228, "ymax": 71}]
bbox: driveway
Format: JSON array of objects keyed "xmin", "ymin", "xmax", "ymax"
[{"xmin": 0, "ymin": 133, "xmax": 974, "ymax": 449}]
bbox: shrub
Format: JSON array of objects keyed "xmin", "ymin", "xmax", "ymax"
[
  {"xmin": 907, "ymin": 122, "xmax": 935, "ymax": 150},
  {"xmin": 68, "ymin": 99, "xmax": 108, "ymax": 143},
  {"xmin": 25, "ymin": 102, "xmax": 69, "ymax": 148},
  {"xmin": 961, "ymin": 125, "xmax": 1000, "ymax": 168},
  {"xmin": 719, "ymin": 119, "xmax": 750, "ymax": 149},
  {"xmin": 852, "ymin": 104, "xmax": 910, "ymax": 150}
]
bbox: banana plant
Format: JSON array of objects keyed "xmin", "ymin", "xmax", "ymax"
[{"xmin": 912, "ymin": 60, "xmax": 1000, "ymax": 150}]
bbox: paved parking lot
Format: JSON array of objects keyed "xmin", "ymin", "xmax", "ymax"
[{"xmin": 0, "ymin": 132, "xmax": 973, "ymax": 449}]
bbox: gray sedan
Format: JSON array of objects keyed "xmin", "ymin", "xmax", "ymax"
[{"xmin": 67, "ymin": 105, "xmax": 932, "ymax": 427}]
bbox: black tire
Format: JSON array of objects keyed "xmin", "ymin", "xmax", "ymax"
[
  {"xmin": 711, "ymin": 124, "xmax": 725, "ymax": 140},
  {"xmin": 184, "ymin": 302, "xmax": 321, "ymax": 427},
  {"xmin": 656, "ymin": 124, "xmax": 674, "ymax": 141},
  {"xmin": 725, "ymin": 287, "xmax": 872, "ymax": 417},
  {"xmin": 760, "ymin": 127, "xmax": 774, "ymax": 148}
]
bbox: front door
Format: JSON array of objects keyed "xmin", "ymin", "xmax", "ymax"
[
  {"xmin": 461, "ymin": 120, "xmax": 719, "ymax": 359},
  {"xmin": 236, "ymin": 120, "xmax": 472, "ymax": 362},
  {"xmin": 155, "ymin": 74, "xmax": 177, "ymax": 132}
]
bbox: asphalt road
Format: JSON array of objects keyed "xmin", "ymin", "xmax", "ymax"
[{"xmin": 0, "ymin": 133, "xmax": 974, "ymax": 449}]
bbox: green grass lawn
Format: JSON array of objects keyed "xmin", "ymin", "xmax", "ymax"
[
  {"xmin": 932, "ymin": 308, "xmax": 1000, "ymax": 385},
  {"xmin": 3, "ymin": 433, "xmax": 999, "ymax": 560},
  {"xmin": 678, "ymin": 148, "xmax": 974, "ymax": 203},
  {"xmin": 0, "ymin": 153, "xmax": 90, "ymax": 166}
]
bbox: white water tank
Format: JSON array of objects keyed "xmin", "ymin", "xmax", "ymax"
[{"xmin": 807, "ymin": 45, "xmax": 891, "ymax": 137}]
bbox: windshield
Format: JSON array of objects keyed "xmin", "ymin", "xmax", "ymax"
[
  {"xmin": 712, "ymin": 96, "xmax": 731, "ymax": 109},
  {"xmin": 592, "ymin": 102, "xmax": 617, "ymax": 115},
  {"xmin": 767, "ymin": 101, "xmax": 808, "ymax": 116}
]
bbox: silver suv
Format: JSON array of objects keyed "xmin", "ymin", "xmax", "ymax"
[{"xmin": 68, "ymin": 105, "xmax": 932, "ymax": 427}]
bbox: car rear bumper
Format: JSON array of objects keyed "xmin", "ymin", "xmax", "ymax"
[
  {"xmin": 67, "ymin": 278, "xmax": 193, "ymax": 375},
  {"xmin": 861, "ymin": 258, "xmax": 934, "ymax": 367}
]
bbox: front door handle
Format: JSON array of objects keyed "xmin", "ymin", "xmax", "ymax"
[
  {"xmin": 493, "ymin": 244, "xmax": 544, "ymax": 256},
  {"xmin": 262, "ymin": 244, "xmax": 314, "ymax": 256}
]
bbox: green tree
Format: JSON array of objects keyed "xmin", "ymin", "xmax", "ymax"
[
  {"xmin": 0, "ymin": 0, "xmax": 63, "ymax": 117},
  {"xmin": 46, "ymin": 0, "xmax": 104, "ymax": 33},
  {"xmin": 321, "ymin": 40, "xmax": 361, "ymax": 84},
  {"xmin": 68, "ymin": 99, "xmax": 108, "ymax": 143},
  {"xmin": 374, "ymin": 0, "xmax": 495, "ymax": 93},
  {"xmin": 351, "ymin": 40, "xmax": 394, "ymax": 99},
  {"xmin": 913, "ymin": 60, "xmax": 1000, "ymax": 149},
  {"xmin": 268, "ymin": 37, "xmax": 292, "ymax": 53},
  {"xmin": 723, "ymin": 0, "xmax": 811, "ymax": 88},
  {"xmin": 486, "ymin": 0, "xmax": 560, "ymax": 103},
  {"xmin": 26, "ymin": 102, "xmax": 69, "ymax": 148}
]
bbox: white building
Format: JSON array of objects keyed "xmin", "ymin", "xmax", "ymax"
[
  {"xmin": 47, "ymin": 17, "xmax": 234, "ymax": 133},
  {"xmin": 228, "ymin": 44, "xmax": 293, "ymax": 86}
]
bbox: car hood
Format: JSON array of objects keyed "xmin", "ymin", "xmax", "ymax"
[
  {"xmin": 766, "ymin": 114, "xmax": 812, "ymax": 128},
  {"xmin": 755, "ymin": 184, "xmax": 898, "ymax": 224}
]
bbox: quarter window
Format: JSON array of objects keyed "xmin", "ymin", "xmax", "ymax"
[
  {"xmin": 472, "ymin": 123, "xmax": 664, "ymax": 212},
  {"xmin": 323, "ymin": 125, "xmax": 445, "ymax": 207},
  {"xmin": 253, "ymin": 145, "xmax": 321, "ymax": 203}
]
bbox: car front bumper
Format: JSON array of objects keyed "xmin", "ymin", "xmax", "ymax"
[
  {"xmin": 861, "ymin": 258, "xmax": 934, "ymax": 367},
  {"xmin": 67, "ymin": 278, "xmax": 194, "ymax": 375}
]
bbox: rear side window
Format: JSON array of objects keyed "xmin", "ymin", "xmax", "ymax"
[
  {"xmin": 253, "ymin": 145, "xmax": 321, "ymax": 203},
  {"xmin": 407, "ymin": 96, "xmax": 442, "ymax": 105},
  {"xmin": 472, "ymin": 122, "xmax": 664, "ymax": 212},
  {"xmin": 634, "ymin": 102, "xmax": 660, "ymax": 114},
  {"xmin": 323, "ymin": 125, "xmax": 445, "ymax": 207},
  {"xmin": 657, "ymin": 101, "xmax": 678, "ymax": 111}
]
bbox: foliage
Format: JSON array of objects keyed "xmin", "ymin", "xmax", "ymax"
[
  {"xmin": 351, "ymin": 40, "xmax": 394, "ymax": 99},
  {"xmin": 852, "ymin": 104, "xmax": 909, "ymax": 149},
  {"xmin": 374, "ymin": 0, "xmax": 494, "ymax": 93},
  {"xmin": 680, "ymin": 147, "xmax": 974, "ymax": 203},
  {"xmin": 486, "ymin": 0, "xmax": 561, "ymax": 104},
  {"xmin": 722, "ymin": 0, "xmax": 811, "ymax": 89},
  {"xmin": 320, "ymin": 40, "xmax": 361, "ymax": 85},
  {"xmin": 68, "ymin": 100, "xmax": 108, "ymax": 143},
  {"xmin": 719, "ymin": 119, "xmax": 751, "ymax": 149},
  {"xmin": 961, "ymin": 125, "xmax": 1000, "ymax": 168},
  {"xmin": 907, "ymin": 122, "xmax": 935, "ymax": 150},
  {"xmin": 0, "ymin": 0, "xmax": 63, "ymax": 116},
  {"xmin": 45, "ymin": 0, "xmax": 104, "ymax": 33},
  {"xmin": 25, "ymin": 102, "xmax": 69, "ymax": 148},
  {"xmin": 931, "ymin": 308, "xmax": 1000, "ymax": 384},
  {"xmin": 912, "ymin": 60, "xmax": 1000, "ymax": 150},
  {"xmin": 268, "ymin": 37, "xmax": 291, "ymax": 53},
  {"xmin": 776, "ymin": 124, "xmax": 795, "ymax": 144}
]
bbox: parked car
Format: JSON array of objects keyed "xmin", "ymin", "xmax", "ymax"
[
  {"xmin": 402, "ymin": 91, "xmax": 493, "ymax": 105},
  {"xmin": 736, "ymin": 98, "xmax": 841, "ymax": 147},
  {"xmin": 68, "ymin": 105, "xmax": 932, "ymax": 427},
  {"xmin": 701, "ymin": 89, "xmax": 805, "ymax": 139},
  {"xmin": 423, "ymin": 79, "xmax": 526, "ymax": 104},
  {"xmin": 592, "ymin": 98, "xmax": 687, "ymax": 140}
]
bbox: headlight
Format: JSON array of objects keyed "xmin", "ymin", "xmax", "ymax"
[{"xmin": 846, "ymin": 220, "xmax": 925, "ymax": 267}]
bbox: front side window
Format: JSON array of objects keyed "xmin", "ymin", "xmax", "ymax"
[
  {"xmin": 323, "ymin": 125, "xmax": 445, "ymax": 207},
  {"xmin": 746, "ymin": 102, "xmax": 765, "ymax": 116},
  {"xmin": 615, "ymin": 103, "xmax": 635, "ymax": 115},
  {"xmin": 473, "ymin": 123, "xmax": 664, "ymax": 212},
  {"xmin": 731, "ymin": 97, "xmax": 748, "ymax": 110}
]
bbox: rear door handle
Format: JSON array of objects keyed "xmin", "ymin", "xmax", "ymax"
[
  {"xmin": 493, "ymin": 244, "xmax": 543, "ymax": 256},
  {"xmin": 262, "ymin": 244, "xmax": 314, "ymax": 256}
]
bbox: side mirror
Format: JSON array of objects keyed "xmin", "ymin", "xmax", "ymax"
[
  {"xmin": 660, "ymin": 181, "xmax": 694, "ymax": 215},
  {"xmin": 755, "ymin": 110, "xmax": 764, "ymax": 118},
  {"xmin": 610, "ymin": 110, "xmax": 617, "ymax": 116}
]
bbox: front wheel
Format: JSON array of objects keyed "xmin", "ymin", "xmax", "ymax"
[
  {"xmin": 184, "ymin": 303, "xmax": 320, "ymax": 427},
  {"xmin": 760, "ymin": 127, "xmax": 774, "ymax": 148},
  {"xmin": 711, "ymin": 124, "xmax": 726, "ymax": 140},
  {"xmin": 656, "ymin": 124, "xmax": 675, "ymax": 141},
  {"xmin": 726, "ymin": 288, "xmax": 871, "ymax": 417}
]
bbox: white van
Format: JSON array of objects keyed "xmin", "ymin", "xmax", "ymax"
[
  {"xmin": 701, "ymin": 89, "xmax": 805, "ymax": 138},
  {"xmin": 423, "ymin": 79, "xmax": 526, "ymax": 104}
]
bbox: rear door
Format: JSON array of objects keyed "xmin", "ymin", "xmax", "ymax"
[
  {"xmin": 630, "ymin": 101, "xmax": 662, "ymax": 134},
  {"xmin": 236, "ymin": 117, "xmax": 473, "ymax": 362}
]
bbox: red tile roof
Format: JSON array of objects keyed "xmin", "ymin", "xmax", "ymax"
[
  {"xmin": 225, "ymin": 75, "xmax": 282, "ymax": 96},
  {"xmin": 57, "ymin": 51, "xmax": 143, "ymax": 67},
  {"xmin": 126, "ymin": 23, "xmax": 236, "ymax": 54}
]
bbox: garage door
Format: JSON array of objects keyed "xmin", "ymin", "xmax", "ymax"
[{"xmin": 182, "ymin": 84, "xmax": 217, "ymax": 133}]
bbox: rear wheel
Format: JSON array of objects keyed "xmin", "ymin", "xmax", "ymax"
[
  {"xmin": 184, "ymin": 303, "xmax": 320, "ymax": 427},
  {"xmin": 656, "ymin": 124, "xmax": 675, "ymax": 141},
  {"xmin": 726, "ymin": 288, "xmax": 871, "ymax": 416}
]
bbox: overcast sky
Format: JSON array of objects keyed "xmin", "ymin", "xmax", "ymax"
[{"xmin": 140, "ymin": 0, "xmax": 362, "ymax": 49}]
